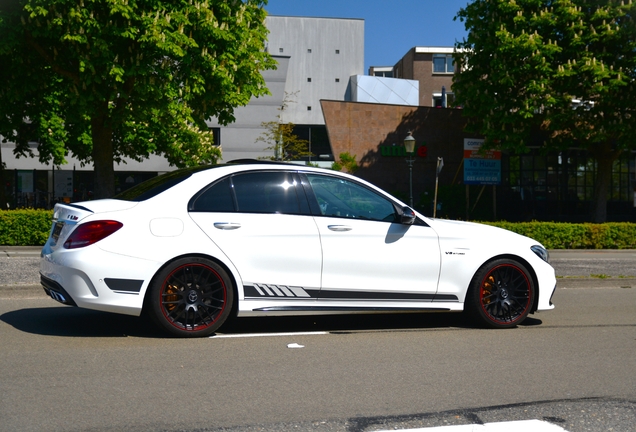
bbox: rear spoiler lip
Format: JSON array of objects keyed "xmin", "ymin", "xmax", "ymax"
[{"xmin": 63, "ymin": 203, "xmax": 94, "ymax": 213}]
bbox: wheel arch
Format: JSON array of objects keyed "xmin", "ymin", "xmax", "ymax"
[
  {"xmin": 470, "ymin": 253, "xmax": 540, "ymax": 314},
  {"xmin": 142, "ymin": 252, "xmax": 240, "ymax": 320}
]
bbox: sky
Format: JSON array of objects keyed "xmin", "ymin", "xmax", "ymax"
[{"xmin": 264, "ymin": 0, "xmax": 470, "ymax": 73}]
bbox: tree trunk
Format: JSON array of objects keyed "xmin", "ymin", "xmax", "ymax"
[
  {"xmin": 590, "ymin": 140, "xmax": 621, "ymax": 224},
  {"xmin": 91, "ymin": 114, "xmax": 115, "ymax": 199}
]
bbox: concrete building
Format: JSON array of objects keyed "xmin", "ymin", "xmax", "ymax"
[{"xmin": 210, "ymin": 15, "xmax": 365, "ymax": 162}]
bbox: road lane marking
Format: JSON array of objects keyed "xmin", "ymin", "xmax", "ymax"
[
  {"xmin": 378, "ymin": 419, "xmax": 568, "ymax": 431},
  {"xmin": 210, "ymin": 331, "xmax": 329, "ymax": 339}
]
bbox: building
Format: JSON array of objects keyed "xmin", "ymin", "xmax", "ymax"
[
  {"xmin": 392, "ymin": 46, "xmax": 457, "ymax": 108},
  {"xmin": 209, "ymin": 15, "xmax": 365, "ymax": 162}
]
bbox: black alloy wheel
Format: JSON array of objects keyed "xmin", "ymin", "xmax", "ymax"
[
  {"xmin": 467, "ymin": 259, "xmax": 535, "ymax": 328},
  {"xmin": 148, "ymin": 257, "xmax": 233, "ymax": 337}
]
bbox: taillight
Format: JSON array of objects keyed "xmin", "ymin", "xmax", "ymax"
[{"xmin": 63, "ymin": 220, "xmax": 123, "ymax": 249}]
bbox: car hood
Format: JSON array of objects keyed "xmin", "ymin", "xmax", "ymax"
[{"xmin": 426, "ymin": 218, "xmax": 541, "ymax": 250}]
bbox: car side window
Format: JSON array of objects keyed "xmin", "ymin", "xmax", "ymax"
[
  {"xmin": 306, "ymin": 174, "xmax": 397, "ymax": 222},
  {"xmin": 189, "ymin": 177, "xmax": 235, "ymax": 212},
  {"xmin": 233, "ymin": 171, "xmax": 302, "ymax": 214},
  {"xmin": 190, "ymin": 171, "xmax": 306, "ymax": 214}
]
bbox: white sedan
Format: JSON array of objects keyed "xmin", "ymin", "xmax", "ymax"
[{"xmin": 40, "ymin": 162, "xmax": 556, "ymax": 337}]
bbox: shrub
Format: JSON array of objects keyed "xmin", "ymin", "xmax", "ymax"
[
  {"xmin": 0, "ymin": 209, "xmax": 53, "ymax": 246},
  {"xmin": 483, "ymin": 221, "xmax": 636, "ymax": 249}
]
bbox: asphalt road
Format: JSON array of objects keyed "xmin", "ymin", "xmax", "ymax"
[{"xmin": 0, "ymin": 248, "xmax": 635, "ymax": 431}]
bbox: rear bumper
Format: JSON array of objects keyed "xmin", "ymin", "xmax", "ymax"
[
  {"xmin": 41, "ymin": 275, "xmax": 77, "ymax": 306},
  {"xmin": 40, "ymin": 246, "xmax": 162, "ymax": 316}
]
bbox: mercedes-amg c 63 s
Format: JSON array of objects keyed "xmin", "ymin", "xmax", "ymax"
[{"xmin": 40, "ymin": 162, "xmax": 556, "ymax": 337}]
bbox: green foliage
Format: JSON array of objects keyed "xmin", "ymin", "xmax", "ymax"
[
  {"xmin": 483, "ymin": 221, "xmax": 636, "ymax": 249},
  {"xmin": 0, "ymin": 209, "xmax": 52, "ymax": 245},
  {"xmin": 454, "ymin": 0, "xmax": 636, "ymax": 222},
  {"xmin": 331, "ymin": 152, "xmax": 359, "ymax": 174},
  {"xmin": 0, "ymin": 0, "xmax": 275, "ymax": 197},
  {"xmin": 257, "ymin": 121, "xmax": 312, "ymax": 161}
]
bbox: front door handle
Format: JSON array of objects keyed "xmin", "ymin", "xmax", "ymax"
[
  {"xmin": 327, "ymin": 225, "xmax": 352, "ymax": 232},
  {"xmin": 214, "ymin": 222, "xmax": 241, "ymax": 230}
]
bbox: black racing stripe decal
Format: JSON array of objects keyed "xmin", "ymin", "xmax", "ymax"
[
  {"xmin": 244, "ymin": 284, "xmax": 319, "ymax": 299},
  {"xmin": 319, "ymin": 290, "xmax": 436, "ymax": 301},
  {"xmin": 244, "ymin": 284, "xmax": 458, "ymax": 302}
]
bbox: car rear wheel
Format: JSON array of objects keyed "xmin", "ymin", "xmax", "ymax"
[
  {"xmin": 147, "ymin": 257, "xmax": 233, "ymax": 337},
  {"xmin": 466, "ymin": 259, "xmax": 535, "ymax": 328}
]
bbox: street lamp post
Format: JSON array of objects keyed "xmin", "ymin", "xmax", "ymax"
[{"xmin": 403, "ymin": 131, "xmax": 416, "ymax": 208}]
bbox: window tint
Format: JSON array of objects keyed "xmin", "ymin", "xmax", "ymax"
[
  {"xmin": 114, "ymin": 165, "xmax": 215, "ymax": 202},
  {"xmin": 233, "ymin": 172, "xmax": 301, "ymax": 214},
  {"xmin": 190, "ymin": 178, "xmax": 234, "ymax": 212},
  {"xmin": 306, "ymin": 174, "xmax": 397, "ymax": 222}
]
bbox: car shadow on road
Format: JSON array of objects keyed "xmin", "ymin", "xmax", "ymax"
[
  {"xmin": 0, "ymin": 306, "xmax": 165, "ymax": 338},
  {"xmin": 0, "ymin": 306, "xmax": 543, "ymax": 338}
]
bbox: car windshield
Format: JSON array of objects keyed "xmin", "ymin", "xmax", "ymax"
[{"xmin": 114, "ymin": 165, "xmax": 216, "ymax": 202}]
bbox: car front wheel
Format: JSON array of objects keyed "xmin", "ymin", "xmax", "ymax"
[
  {"xmin": 147, "ymin": 257, "xmax": 234, "ymax": 337},
  {"xmin": 466, "ymin": 259, "xmax": 535, "ymax": 328}
]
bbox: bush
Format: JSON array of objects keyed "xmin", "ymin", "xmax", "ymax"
[
  {"xmin": 0, "ymin": 209, "xmax": 53, "ymax": 246},
  {"xmin": 483, "ymin": 221, "xmax": 636, "ymax": 249}
]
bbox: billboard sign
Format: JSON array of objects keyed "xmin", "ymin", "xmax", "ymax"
[{"xmin": 463, "ymin": 139, "xmax": 501, "ymax": 185}]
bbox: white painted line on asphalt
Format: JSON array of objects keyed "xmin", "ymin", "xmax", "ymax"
[
  {"xmin": 210, "ymin": 331, "xmax": 329, "ymax": 339},
  {"xmin": 378, "ymin": 419, "xmax": 568, "ymax": 432}
]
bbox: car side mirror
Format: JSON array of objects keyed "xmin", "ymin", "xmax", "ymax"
[{"xmin": 400, "ymin": 206, "xmax": 416, "ymax": 225}]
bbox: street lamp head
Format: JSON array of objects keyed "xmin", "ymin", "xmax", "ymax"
[{"xmin": 403, "ymin": 131, "xmax": 416, "ymax": 154}]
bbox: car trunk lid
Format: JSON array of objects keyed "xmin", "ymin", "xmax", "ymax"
[{"xmin": 44, "ymin": 200, "xmax": 137, "ymax": 251}]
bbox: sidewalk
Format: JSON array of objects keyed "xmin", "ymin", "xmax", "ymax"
[{"xmin": 1, "ymin": 246, "xmax": 41, "ymax": 258}]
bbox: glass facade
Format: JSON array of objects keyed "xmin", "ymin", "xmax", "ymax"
[{"xmin": 500, "ymin": 150, "xmax": 636, "ymax": 221}]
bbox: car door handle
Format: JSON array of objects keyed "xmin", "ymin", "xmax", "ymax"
[
  {"xmin": 327, "ymin": 225, "xmax": 352, "ymax": 232},
  {"xmin": 213, "ymin": 222, "xmax": 241, "ymax": 230}
]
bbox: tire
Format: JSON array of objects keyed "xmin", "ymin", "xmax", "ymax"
[
  {"xmin": 466, "ymin": 259, "xmax": 535, "ymax": 329},
  {"xmin": 147, "ymin": 257, "xmax": 234, "ymax": 337}
]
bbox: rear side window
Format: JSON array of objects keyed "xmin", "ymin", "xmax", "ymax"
[
  {"xmin": 189, "ymin": 178, "xmax": 234, "ymax": 212},
  {"xmin": 190, "ymin": 171, "xmax": 308, "ymax": 215},
  {"xmin": 115, "ymin": 166, "xmax": 214, "ymax": 201}
]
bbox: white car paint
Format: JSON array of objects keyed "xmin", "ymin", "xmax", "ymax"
[{"xmin": 40, "ymin": 163, "xmax": 556, "ymax": 336}]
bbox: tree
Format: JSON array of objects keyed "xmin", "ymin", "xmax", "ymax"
[
  {"xmin": 257, "ymin": 93, "xmax": 312, "ymax": 161},
  {"xmin": 331, "ymin": 152, "xmax": 359, "ymax": 174},
  {"xmin": 0, "ymin": 0, "xmax": 276, "ymax": 200},
  {"xmin": 454, "ymin": 0, "xmax": 636, "ymax": 222}
]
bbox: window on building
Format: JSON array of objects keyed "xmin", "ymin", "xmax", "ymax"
[
  {"xmin": 209, "ymin": 127, "xmax": 221, "ymax": 146},
  {"xmin": 307, "ymin": 106, "xmax": 312, "ymax": 111},
  {"xmin": 432, "ymin": 93, "xmax": 455, "ymax": 108},
  {"xmin": 307, "ymin": 78, "xmax": 312, "ymax": 82},
  {"xmin": 335, "ymin": 49, "xmax": 340, "ymax": 54},
  {"xmin": 335, "ymin": 78, "xmax": 340, "ymax": 83},
  {"xmin": 433, "ymin": 54, "xmax": 454, "ymax": 73},
  {"xmin": 307, "ymin": 49, "xmax": 312, "ymax": 53},
  {"xmin": 279, "ymin": 48, "xmax": 284, "ymax": 53},
  {"xmin": 292, "ymin": 125, "xmax": 333, "ymax": 162}
]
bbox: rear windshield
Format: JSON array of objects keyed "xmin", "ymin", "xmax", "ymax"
[{"xmin": 114, "ymin": 165, "xmax": 216, "ymax": 201}]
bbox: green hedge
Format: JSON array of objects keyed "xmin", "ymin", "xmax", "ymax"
[
  {"xmin": 1, "ymin": 209, "xmax": 636, "ymax": 249},
  {"xmin": 0, "ymin": 209, "xmax": 53, "ymax": 246},
  {"xmin": 483, "ymin": 221, "xmax": 636, "ymax": 249}
]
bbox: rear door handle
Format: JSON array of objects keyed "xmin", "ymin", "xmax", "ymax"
[
  {"xmin": 214, "ymin": 222, "xmax": 241, "ymax": 230},
  {"xmin": 327, "ymin": 225, "xmax": 352, "ymax": 232}
]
